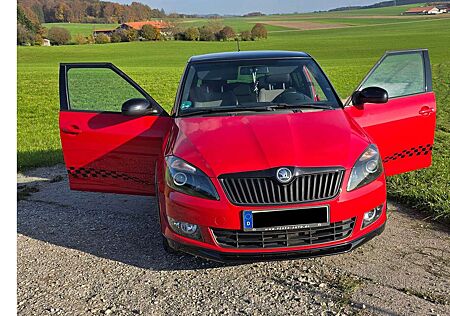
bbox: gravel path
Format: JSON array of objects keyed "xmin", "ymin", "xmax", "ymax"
[{"xmin": 17, "ymin": 165, "xmax": 450, "ymax": 315}]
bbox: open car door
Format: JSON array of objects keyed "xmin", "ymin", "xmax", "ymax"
[
  {"xmin": 59, "ymin": 63, "xmax": 173, "ymax": 195},
  {"xmin": 345, "ymin": 49, "xmax": 436, "ymax": 176}
]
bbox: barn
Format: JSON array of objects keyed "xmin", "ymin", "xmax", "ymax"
[
  {"xmin": 403, "ymin": 6, "xmax": 445, "ymax": 15},
  {"xmin": 94, "ymin": 21, "xmax": 172, "ymax": 37}
]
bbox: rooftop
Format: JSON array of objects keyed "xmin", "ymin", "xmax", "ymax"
[
  {"xmin": 189, "ymin": 51, "xmax": 311, "ymax": 63},
  {"xmin": 122, "ymin": 21, "xmax": 171, "ymax": 30},
  {"xmin": 405, "ymin": 6, "xmax": 437, "ymax": 13}
]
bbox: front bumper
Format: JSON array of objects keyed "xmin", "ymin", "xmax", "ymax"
[
  {"xmin": 157, "ymin": 169, "xmax": 387, "ymax": 262},
  {"xmin": 166, "ymin": 222, "xmax": 385, "ymax": 263}
]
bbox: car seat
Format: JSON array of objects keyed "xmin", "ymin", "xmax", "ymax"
[{"xmin": 258, "ymin": 74, "xmax": 292, "ymax": 102}]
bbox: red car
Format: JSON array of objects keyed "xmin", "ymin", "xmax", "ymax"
[{"xmin": 59, "ymin": 50, "xmax": 436, "ymax": 262}]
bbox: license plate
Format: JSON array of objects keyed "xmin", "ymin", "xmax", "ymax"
[{"xmin": 242, "ymin": 206, "xmax": 329, "ymax": 231}]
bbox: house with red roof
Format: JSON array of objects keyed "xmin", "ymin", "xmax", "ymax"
[
  {"xmin": 403, "ymin": 6, "xmax": 446, "ymax": 15},
  {"xmin": 120, "ymin": 21, "xmax": 171, "ymax": 31},
  {"xmin": 93, "ymin": 20, "xmax": 172, "ymax": 37}
]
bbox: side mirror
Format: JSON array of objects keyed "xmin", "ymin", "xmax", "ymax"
[
  {"xmin": 121, "ymin": 98, "xmax": 158, "ymax": 116},
  {"xmin": 352, "ymin": 87, "xmax": 388, "ymax": 106}
]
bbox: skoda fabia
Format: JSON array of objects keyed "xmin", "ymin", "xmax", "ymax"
[{"xmin": 59, "ymin": 50, "xmax": 436, "ymax": 262}]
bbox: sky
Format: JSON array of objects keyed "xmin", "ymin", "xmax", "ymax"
[{"xmin": 116, "ymin": 0, "xmax": 382, "ymax": 15}]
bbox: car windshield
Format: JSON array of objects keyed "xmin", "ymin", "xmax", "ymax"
[{"xmin": 178, "ymin": 58, "xmax": 339, "ymax": 116}]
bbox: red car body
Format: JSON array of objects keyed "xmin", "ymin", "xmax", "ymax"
[{"xmin": 59, "ymin": 50, "xmax": 436, "ymax": 262}]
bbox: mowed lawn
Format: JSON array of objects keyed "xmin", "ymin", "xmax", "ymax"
[
  {"xmin": 43, "ymin": 22, "xmax": 119, "ymax": 37},
  {"xmin": 18, "ymin": 17, "xmax": 450, "ymax": 220}
]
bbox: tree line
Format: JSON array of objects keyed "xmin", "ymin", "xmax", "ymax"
[
  {"xmin": 18, "ymin": 0, "xmax": 166, "ymax": 24},
  {"xmin": 19, "ymin": 20, "xmax": 269, "ymax": 46},
  {"xmin": 173, "ymin": 22, "xmax": 268, "ymax": 42}
]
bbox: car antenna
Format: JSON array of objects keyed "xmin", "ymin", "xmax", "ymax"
[{"xmin": 236, "ymin": 37, "xmax": 241, "ymax": 52}]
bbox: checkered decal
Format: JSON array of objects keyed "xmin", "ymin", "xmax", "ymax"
[
  {"xmin": 382, "ymin": 144, "xmax": 433, "ymax": 163},
  {"xmin": 67, "ymin": 167, "xmax": 151, "ymax": 185}
]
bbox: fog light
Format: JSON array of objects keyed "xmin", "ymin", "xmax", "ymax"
[
  {"xmin": 168, "ymin": 217, "xmax": 202, "ymax": 240},
  {"xmin": 362, "ymin": 204, "xmax": 383, "ymax": 229}
]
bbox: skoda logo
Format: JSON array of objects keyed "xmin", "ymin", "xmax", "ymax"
[{"xmin": 276, "ymin": 168, "xmax": 293, "ymax": 183}]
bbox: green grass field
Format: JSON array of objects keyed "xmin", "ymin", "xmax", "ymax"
[
  {"xmin": 43, "ymin": 22, "xmax": 118, "ymax": 38},
  {"xmin": 19, "ymin": 10, "xmax": 450, "ymax": 221}
]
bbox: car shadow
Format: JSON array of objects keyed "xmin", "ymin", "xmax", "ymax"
[
  {"xmin": 17, "ymin": 170, "xmax": 232, "ymax": 271},
  {"xmin": 17, "ymin": 163, "xmax": 450, "ymax": 273}
]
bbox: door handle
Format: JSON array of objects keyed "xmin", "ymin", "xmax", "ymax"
[
  {"xmin": 419, "ymin": 106, "xmax": 435, "ymax": 116},
  {"xmin": 61, "ymin": 124, "xmax": 81, "ymax": 135}
]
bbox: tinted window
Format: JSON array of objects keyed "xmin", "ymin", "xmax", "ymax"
[
  {"xmin": 179, "ymin": 59, "xmax": 339, "ymax": 113},
  {"xmin": 67, "ymin": 68, "xmax": 145, "ymax": 111},
  {"xmin": 361, "ymin": 52, "xmax": 425, "ymax": 98}
]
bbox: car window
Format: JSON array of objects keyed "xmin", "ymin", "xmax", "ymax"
[
  {"xmin": 360, "ymin": 52, "xmax": 425, "ymax": 98},
  {"xmin": 179, "ymin": 59, "xmax": 339, "ymax": 113},
  {"xmin": 67, "ymin": 67, "xmax": 145, "ymax": 112}
]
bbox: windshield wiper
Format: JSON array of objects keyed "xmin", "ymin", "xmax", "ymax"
[
  {"xmin": 179, "ymin": 106, "xmax": 279, "ymax": 117},
  {"xmin": 269, "ymin": 103, "xmax": 335, "ymax": 110},
  {"xmin": 179, "ymin": 103, "xmax": 335, "ymax": 117}
]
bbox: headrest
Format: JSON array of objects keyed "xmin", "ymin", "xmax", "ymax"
[
  {"xmin": 201, "ymin": 80, "xmax": 223, "ymax": 92},
  {"xmin": 233, "ymin": 85, "xmax": 252, "ymax": 95},
  {"xmin": 266, "ymin": 74, "xmax": 291, "ymax": 84}
]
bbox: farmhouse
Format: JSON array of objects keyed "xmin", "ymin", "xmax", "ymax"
[
  {"xmin": 93, "ymin": 20, "xmax": 172, "ymax": 37},
  {"xmin": 119, "ymin": 21, "xmax": 171, "ymax": 32},
  {"xmin": 403, "ymin": 6, "xmax": 446, "ymax": 15}
]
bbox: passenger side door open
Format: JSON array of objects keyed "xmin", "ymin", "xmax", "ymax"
[{"xmin": 345, "ymin": 49, "xmax": 436, "ymax": 176}]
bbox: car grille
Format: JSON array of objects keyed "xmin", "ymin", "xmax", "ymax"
[
  {"xmin": 220, "ymin": 168, "xmax": 344, "ymax": 205},
  {"xmin": 212, "ymin": 218, "xmax": 355, "ymax": 249}
]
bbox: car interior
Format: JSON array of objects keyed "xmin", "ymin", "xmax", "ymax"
[{"xmin": 185, "ymin": 64, "xmax": 326, "ymax": 109}]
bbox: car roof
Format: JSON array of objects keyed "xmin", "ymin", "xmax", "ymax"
[{"xmin": 189, "ymin": 50, "xmax": 311, "ymax": 63}]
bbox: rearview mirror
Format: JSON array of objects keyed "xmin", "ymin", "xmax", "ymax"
[
  {"xmin": 239, "ymin": 66, "xmax": 270, "ymax": 76},
  {"xmin": 121, "ymin": 98, "xmax": 157, "ymax": 116},
  {"xmin": 352, "ymin": 87, "xmax": 388, "ymax": 106}
]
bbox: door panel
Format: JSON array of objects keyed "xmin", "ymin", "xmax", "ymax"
[
  {"xmin": 59, "ymin": 63, "xmax": 173, "ymax": 195},
  {"xmin": 345, "ymin": 50, "xmax": 436, "ymax": 176}
]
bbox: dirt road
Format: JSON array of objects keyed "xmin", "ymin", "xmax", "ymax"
[{"xmin": 17, "ymin": 165, "xmax": 450, "ymax": 315}]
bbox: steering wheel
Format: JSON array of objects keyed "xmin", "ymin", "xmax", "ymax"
[{"xmin": 273, "ymin": 90, "xmax": 313, "ymax": 104}]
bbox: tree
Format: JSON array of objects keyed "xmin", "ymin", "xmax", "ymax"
[
  {"xmin": 18, "ymin": 0, "xmax": 167, "ymax": 24},
  {"xmin": 198, "ymin": 26, "xmax": 215, "ymax": 41},
  {"xmin": 114, "ymin": 28, "xmax": 138, "ymax": 42},
  {"xmin": 114, "ymin": 29, "xmax": 129, "ymax": 42},
  {"xmin": 74, "ymin": 34, "xmax": 88, "ymax": 45},
  {"xmin": 218, "ymin": 26, "xmax": 236, "ymax": 41},
  {"xmin": 240, "ymin": 30, "xmax": 252, "ymax": 41},
  {"xmin": 125, "ymin": 28, "xmax": 138, "ymax": 41},
  {"xmin": 17, "ymin": 24, "xmax": 36, "ymax": 45},
  {"xmin": 110, "ymin": 32, "xmax": 122, "ymax": 43},
  {"xmin": 18, "ymin": 6, "xmax": 36, "ymax": 33},
  {"xmin": 47, "ymin": 27, "xmax": 71, "ymax": 45},
  {"xmin": 251, "ymin": 23, "xmax": 267, "ymax": 39},
  {"xmin": 206, "ymin": 20, "xmax": 223, "ymax": 34},
  {"xmin": 86, "ymin": 34, "xmax": 95, "ymax": 44},
  {"xmin": 140, "ymin": 24, "xmax": 160, "ymax": 41},
  {"xmin": 185, "ymin": 27, "xmax": 200, "ymax": 41},
  {"xmin": 95, "ymin": 33, "xmax": 110, "ymax": 44}
]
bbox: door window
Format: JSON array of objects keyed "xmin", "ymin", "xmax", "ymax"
[
  {"xmin": 67, "ymin": 67, "xmax": 145, "ymax": 112},
  {"xmin": 360, "ymin": 52, "xmax": 425, "ymax": 98}
]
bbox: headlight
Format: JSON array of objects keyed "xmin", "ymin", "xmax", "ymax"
[
  {"xmin": 165, "ymin": 156, "xmax": 219, "ymax": 200},
  {"xmin": 347, "ymin": 144, "xmax": 383, "ymax": 191}
]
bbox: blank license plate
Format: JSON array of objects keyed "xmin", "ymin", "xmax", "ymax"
[{"xmin": 242, "ymin": 206, "xmax": 329, "ymax": 231}]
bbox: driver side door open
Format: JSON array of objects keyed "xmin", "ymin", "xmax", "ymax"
[
  {"xmin": 345, "ymin": 50, "xmax": 436, "ymax": 176},
  {"xmin": 59, "ymin": 63, "xmax": 173, "ymax": 195}
]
